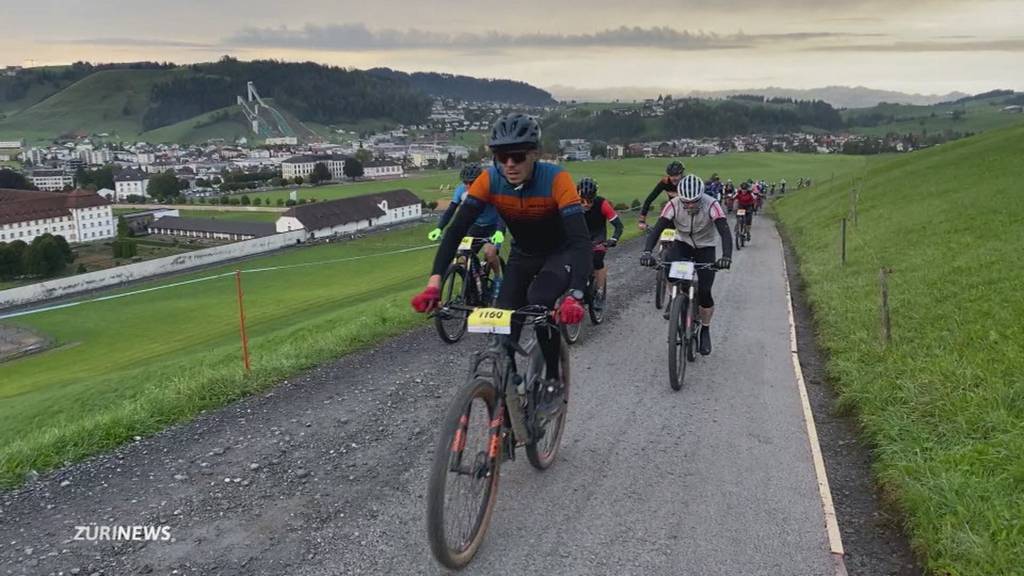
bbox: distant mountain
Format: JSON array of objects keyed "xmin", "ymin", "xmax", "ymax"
[
  {"xmin": 547, "ymin": 84, "xmax": 970, "ymax": 109},
  {"xmin": 370, "ymin": 68, "xmax": 556, "ymax": 106}
]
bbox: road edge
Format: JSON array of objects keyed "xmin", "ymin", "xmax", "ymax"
[{"xmin": 778, "ymin": 230, "xmax": 849, "ymax": 576}]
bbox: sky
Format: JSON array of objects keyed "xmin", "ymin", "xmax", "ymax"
[{"xmin": 2, "ymin": 0, "xmax": 1022, "ymax": 98}]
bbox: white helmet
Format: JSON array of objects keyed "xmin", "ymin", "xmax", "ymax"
[{"xmin": 677, "ymin": 174, "xmax": 704, "ymax": 201}]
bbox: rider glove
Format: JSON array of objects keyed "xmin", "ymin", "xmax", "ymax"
[
  {"xmin": 410, "ymin": 286, "xmax": 441, "ymax": 313},
  {"xmin": 427, "ymin": 228, "xmax": 442, "ymax": 241},
  {"xmin": 490, "ymin": 230, "xmax": 505, "ymax": 245},
  {"xmin": 639, "ymin": 251, "xmax": 656, "ymax": 267},
  {"xmin": 556, "ymin": 296, "xmax": 585, "ymax": 325},
  {"xmin": 715, "ymin": 257, "xmax": 732, "ymax": 270}
]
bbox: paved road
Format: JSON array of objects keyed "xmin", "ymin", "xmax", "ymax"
[{"xmin": 0, "ymin": 214, "xmax": 833, "ymax": 576}]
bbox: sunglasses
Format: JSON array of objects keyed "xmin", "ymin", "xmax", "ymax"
[{"xmin": 495, "ymin": 150, "xmax": 530, "ymax": 165}]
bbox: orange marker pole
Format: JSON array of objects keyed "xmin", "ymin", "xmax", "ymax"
[{"xmin": 235, "ymin": 270, "xmax": 251, "ymax": 373}]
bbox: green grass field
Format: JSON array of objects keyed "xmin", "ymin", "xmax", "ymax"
[
  {"xmin": 0, "ymin": 153, "xmax": 860, "ymax": 489},
  {"xmin": 774, "ymin": 124, "xmax": 1024, "ymax": 575},
  {"xmin": 140, "ymin": 106, "xmax": 252, "ymax": 144}
]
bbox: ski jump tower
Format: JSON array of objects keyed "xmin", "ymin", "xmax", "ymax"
[{"xmin": 237, "ymin": 81, "xmax": 295, "ymax": 137}]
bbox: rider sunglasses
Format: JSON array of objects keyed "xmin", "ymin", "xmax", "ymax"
[{"xmin": 494, "ymin": 150, "xmax": 529, "ymax": 165}]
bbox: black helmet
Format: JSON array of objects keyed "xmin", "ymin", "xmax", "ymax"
[
  {"xmin": 710, "ymin": 173, "xmax": 720, "ymax": 182},
  {"xmin": 489, "ymin": 113, "xmax": 541, "ymax": 150},
  {"xmin": 666, "ymin": 161, "xmax": 685, "ymax": 176},
  {"xmin": 459, "ymin": 163, "xmax": 482, "ymax": 184},
  {"xmin": 740, "ymin": 181, "xmax": 751, "ymax": 191},
  {"xmin": 577, "ymin": 177, "xmax": 598, "ymax": 200}
]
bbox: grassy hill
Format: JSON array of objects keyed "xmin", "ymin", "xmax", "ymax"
[
  {"xmin": 774, "ymin": 124, "xmax": 1024, "ymax": 575},
  {"xmin": 0, "ymin": 69, "xmax": 194, "ymax": 143},
  {"xmin": 140, "ymin": 105, "xmax": 252, "ymax": 144},
  {"xmin": 843, "ymin": 94, "xmax": 1024, "ymax": 136}
]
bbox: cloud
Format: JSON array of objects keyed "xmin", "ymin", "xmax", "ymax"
[
  {"xmin": 224, "ymin": 23, "xmax": 882, "ymax": 52},
  {"xmin": 64, "ymin": 37, "xmax": 216, "ymax": 50},
  {"xmin": 815, "ymin": 38, "xmax": 1024, "ymax": 52}
]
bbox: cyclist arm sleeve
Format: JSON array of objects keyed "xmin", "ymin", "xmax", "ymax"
[
  {"xmin": 715, "ymin": 217, "xmax": 733, "ymax": 259},
  {"xmin": 430, "ymin": 200, "xmax": 483, "ymax": 276},
  {"xmin": 563, "ymin": 212, "xmax": 592, "ymax": 292},
  {"xmin": 553, "ymin": 171, "xmax": 592, "ymax": 292},
  {"xmin": 644, "ymin": 217, "xmax": 671, "ymax": 252},
  {"xmin": 610, "ymin": 216, "xmax": 624, "ymax": 240},
  {"xmin": 436, "ymin": 200, "xmax": 459, "ymax": 230},
  {"xmin": 496, "ymin": 217, "xmax": 506, "ymax": 234},
  {"xmin": 640, "ymin": 184, "xmax": 662, "ymax": 217}
]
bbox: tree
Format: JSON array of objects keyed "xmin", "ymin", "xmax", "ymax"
[
  {"xmin": 0, "ymin": 241, "xmax": 27, "ymax": 280},
  {"xmin": 240, "ymin": 195, "xmax": 251, "ymax": 206},
  {"xmin": 148, "ymin": 171, "xmax": 181, "ymax": 201},
  {"xmin": 310, "ymin": 162, "xmax": 331, "ymax": 185},
  {"xmin": 343, "ymin": 158, "xmax": 364, "ymax": 181},
  {"xmin": 253, "ymin": 197, "xmax": 263, "ymax": 206},
  {"xmin": 276, "ymin": 198, "xmax": 285, "ymax": 206},
  {"xmin": 112, "ymin": 238, "xmax": 138, "ymax": 259},
  {"xmin": 117, "ymin": 216, "xmax": 131, "ymax": 238},
  {"xmin": 355, "ymin": 147, "xmax": 373, "ymax": 164},
  {"xmin": 293, "ymin": 176, "xmax": 304, "ymax": 185},
  {"xmin": 0, "ymin": 168, "xmax": 36, "ymax": 190},
  {"xmin": 23, "ymin": 234, "xmax": 70, "ymax": 277}
]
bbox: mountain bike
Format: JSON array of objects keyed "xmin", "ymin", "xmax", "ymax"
[
  {"xmin": 434, "ymin": 237, "xmax": 506, "ymax": 344},
  {"xmin": 735, "ymin": 209, "xmax": 749, "ymax": 250},
  {"xmin": 654, "ymin": 228, "xmax": 675, "ymax": 310},
  {"xmin": 425, "ymin": 304, "xmax": 570, "ymax": 570},
  {"xmin": 658, "ymin": 259, "xmax": 719, "ymax": 391},
  {"xmin": 562, "ymin": 241, "xmax": 611, "ymax": 345}
]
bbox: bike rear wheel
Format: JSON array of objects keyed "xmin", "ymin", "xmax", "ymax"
[
  {"xmin": 560, "ymin": 318, "xmax": 582, "ymax": 345},
  {"xmin": 686, "ymin": 296, "xmax": 698, "ymax": 363},
  {"xmin": 426, "ymin": 377, "xmax": 501, "ymax": 570},
  {"xmin": 589, "ymin": 283, "xmax": 606, "ymax": 325},
  {"xmin": 435, "ymin": 264, "xmax": 470, "ymax": 344},
  {"xmin": 525, "ymin": 338, "xmax": 571, "ymax": 470},
  {"xmin": 667, "ymin": 292, "xmax": 688, "ymax": 391},
  {"xmin": 735, "ymin": 224, "xmax": 744, "ymax": 250}
]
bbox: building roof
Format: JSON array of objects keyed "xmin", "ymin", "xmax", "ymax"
[
  {"xmin": 0, "ymin": 188, "xmax": 110, "ymax": 226},
  {"xmin": 148, "ymin": 216, "xmax": 276, "ymax": 237},
  {"xmin": 281, "ymin": 189, "xmax": 420, "ymax": 230},
  {"xmin": 29, "ymin": 169, "xmax": 68, "ymax": 178},
  {"xmin": 282, "ymin": 154, "xmax": 348, "ymax": 165},
  {"xmin": 114, "ymin": 168, "xmax": 148, "ymax": 182}
]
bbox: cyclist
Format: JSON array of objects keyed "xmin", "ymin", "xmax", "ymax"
[
  {"xmin": 735, "ymin": 181, "xmax": 756, "ymax": 241},
  {"xmin": 704, "ymin": 173, "xmax": 724, "ymax": 202},
  {"xmin": 723, "ymin": 179, "xmax": 736, "ymax": 213},
  {"xmin": 429, "ymin": 163, "xmax": 505, "ymax": 294},
  {"xmin": 779, "ymin": 178, "xmax": 787, "ymax": 195},
  {"xmin": 637, "ymin": 160, "xmax": 684, "ymax": 230},
  {"xmin": 577, "ymin": 177, "xmax": 623, "ymax": 311},
  {"xmin": 639, "ymin": 174, "xmax": 732, "ymax": 355},
  {"xmin": 411, "ymin": 113, "xmax": 591, "ymax": 410}
]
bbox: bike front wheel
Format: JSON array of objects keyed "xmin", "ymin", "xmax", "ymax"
[
  {"xmin": 589, "ymin": 284, "xmax": 606, "ymax": 325},
  {"xmin": 426, "ymin": 377, "xmax": 501, "ymax": 570},
  {"xmin": 655, "ymin": 271, "xmax": 666, "ymax": 309},
  {"xmin": 667, "ymin": 292, "xmax": 688, "ymax": 391},
  {"xmin": 560, "ymin": 318, "xmax": 582, "ymax": 345},
  {"xmin": 435, "ymin": 265, "xmax": 470, "ymax": 344}
]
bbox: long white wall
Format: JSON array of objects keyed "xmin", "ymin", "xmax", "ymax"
[{"xmin": 0, "ymin": 230, "xmax": 308, "ymax": 309}]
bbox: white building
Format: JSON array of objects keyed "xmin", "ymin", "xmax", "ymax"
[
  {"xmin": 28, "ymin": 169, "xmax": 74, "ymax": 191},
  {"xmin": 0, "ymin": 140, "xmax": 23, "ymax": 149},
  {"xmin": 265, "ymin": 136, "xmax": 299, "ymax": 146},
  {"xmin": 281, "ymin": 154, "xmax": 347, "ymax": 181},
  {"xmin": 276, "ymin": 189, "xmax": 422, "ymax": 238},
  {"xmin": 78, "ymin": 148, "xmax": 114, "ymax": 166},
  {"xmin": 0, "ymin": 188, "xmax": 115, "ymax": 244},
  {"xmin": 114, "ymin": 169, "xmax": 150, "ymax": 201},
  {"xmin": 363, "ymin": 161, "xmax": 405, "ymax": 180}
]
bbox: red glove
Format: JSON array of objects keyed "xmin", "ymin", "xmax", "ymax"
[
  {"xmin": 411, "ymin": 286, "xmax": 441, "ymax": 313},
  {"xmin": 557, "ymin": 296, "xmax": 585, "ymax": 325}
]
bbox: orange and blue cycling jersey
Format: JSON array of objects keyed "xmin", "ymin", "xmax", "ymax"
[{"xmin": 463, "ymin": 163, "xmax": 583, "ymax": 256}]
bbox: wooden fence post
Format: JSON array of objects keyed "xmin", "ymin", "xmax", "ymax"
[
  {"xmin": 235, "ymin": 270, "xmax": 251, "ymax": 373},
  {"xmin": 880, "ymin": 268, "xmax": 892, "ymax": 346},
  {"xmin": 841, "ymin": 218, "xmax": 847, "ymax": 265}
]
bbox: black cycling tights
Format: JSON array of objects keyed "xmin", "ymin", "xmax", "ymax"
[
  {"xmin": 496, "ymin": 249, "xmax": 573, "ymax": 380},
  {"xmin": 664, "ymin": 242, "xmax": 716, "ymax": 308}
]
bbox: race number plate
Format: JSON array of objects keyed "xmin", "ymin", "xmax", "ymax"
[
  {"xmin": 458, "ymin": 236, "xmax": 474, "ymax": 251},
  {"xmin": 660, "ymin": 229, "xmax": 677, "ymax": 242},
  {"xmin": 467, "ymin": 308, "xmax": 512, "ymax": 334},
  {"xmin": 668, "ymin": 261, "xmax": 695, "ymax": 281},
  {"xmin": 736, "ymin": 209, "xmax": 747, "ymax": 216}
]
